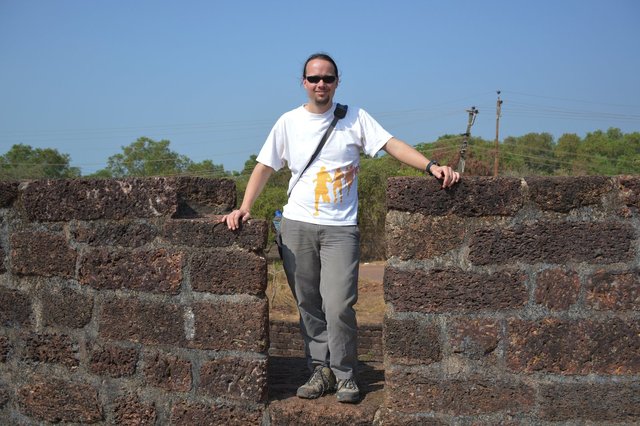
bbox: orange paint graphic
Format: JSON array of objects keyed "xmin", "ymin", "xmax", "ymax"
[
  {"xmin": 313, "ymin": 166, "xmax": 332, "ymax": 216},
  {"xmin": 344, "ymin": 165, "xmax": 357, "ymax": 195},
  {"xmin": 333, "ymin": 167, "xmax": 344, "ymax": 203},
  {"xmin": 312, "ymin": 165, "xmax": 359, "ymax": 216}
]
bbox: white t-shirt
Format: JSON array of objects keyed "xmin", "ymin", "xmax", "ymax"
[{"xmin": 256, "ymin": 103, "xmax": 392, "ymax": 226}]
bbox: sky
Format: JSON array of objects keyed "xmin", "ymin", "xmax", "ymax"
[{"xmin": 1, "ymin": 0, "xmax": 639, "ymax": 175}]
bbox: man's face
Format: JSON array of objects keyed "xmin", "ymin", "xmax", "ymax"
[{"xmin": 303, "ymin": 59, "xmax": 338, "ymax": 109}]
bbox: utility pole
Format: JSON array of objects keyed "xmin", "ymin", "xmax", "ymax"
[
  {"xmin": 493, "ymin": 91, "xmax": 503, "ymax": 177},
  {"xmin": 457, "ymin": 106, "xmax": 479, "ymax": 175}
]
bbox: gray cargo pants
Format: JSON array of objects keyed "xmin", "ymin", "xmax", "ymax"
[{"xmin": 280, "ymin": 217, "xmax": 360, "ymax": 380}]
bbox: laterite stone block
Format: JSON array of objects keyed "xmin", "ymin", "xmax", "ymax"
[
  {"xmin": 507, "ymin": 318, "xmax": 640, "ymax": 374},
  {"xmin": 469, "ymin": 221, "xmax": 634, "ymax": 265},
  {"xmin": 384, "ymin": 266, "xmax": 527, "ymax": 313},
  {"xmin": 79, "ymin": 248, "xmax": 183, "ymax": 294},
  {"xmin": 387, "ymin": 176, "xmax": 523, "ymax": 217},
  {"xmin": 17, "ymin": 377, "xmax": 102, "ymax": 423},
  {"xmin": 11, "ymin": 231, "xmax": 76, "ymax": 278},
  {"xmin": 190, "ymin": 249, "xmax": 266, "ymax": 295},
  {"xmin": 199, "ymin": 356, "xmax": 267, "ymax": 402}
]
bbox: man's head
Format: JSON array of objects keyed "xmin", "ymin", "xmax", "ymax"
[{"xmin": 302, "ymin": 53, "xmax": 339, "ymax": 113}]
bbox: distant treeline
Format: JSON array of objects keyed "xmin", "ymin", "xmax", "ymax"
[{"xmin": 2, "ymin": 128, "xmax": 638, "ymax": 260}]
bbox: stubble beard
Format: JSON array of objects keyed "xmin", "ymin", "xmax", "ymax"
[{"xmin": 313, "ymin": 94, "xmax": 332, "ymax": 108}]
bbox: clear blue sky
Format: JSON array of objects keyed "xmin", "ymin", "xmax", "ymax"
[{"xmin": 1, "ymin": 0, "xmax": 639, "ymax": 175}]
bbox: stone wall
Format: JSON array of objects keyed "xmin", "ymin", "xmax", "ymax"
[
  {"xmin": 380, "ymin": 176, "xmax": 640, "ymax": 424},
  {"xmin": 1, "ymin": 175, "xmax": 639, "ymax": 425},
  {"xmin": 0, "ymin": 177, "xmax": 270, "ymax": 424}
]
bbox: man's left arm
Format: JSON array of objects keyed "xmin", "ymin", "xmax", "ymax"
[{"xmin": 381, "ymin": 137, "xmax": 460, "ymax": 188}]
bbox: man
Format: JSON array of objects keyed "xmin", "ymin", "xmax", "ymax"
[{"xmin": 222, "ymin": 53, "xmax": 460, "ymax": 403}]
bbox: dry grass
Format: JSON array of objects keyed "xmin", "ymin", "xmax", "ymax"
[{"xmin": 266, "ymin": 261, "xmax": 385, "ymax": 325}]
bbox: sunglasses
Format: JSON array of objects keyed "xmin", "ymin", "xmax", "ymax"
[{"xmin": 306, "ymin": 75, "xmax": 337, "ymax": 84}]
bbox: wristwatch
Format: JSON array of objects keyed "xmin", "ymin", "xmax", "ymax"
[{"xmin": 426, "ymin": 159, "xmax": 439, "ymax": 176}]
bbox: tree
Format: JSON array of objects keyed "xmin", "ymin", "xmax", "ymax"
[
  {"xmin": 502, "ymin": 132, "xmax": 556, "ymax": 175},
  {"xmin": 91, "ymin": 137, "xmax": 229, "ymax": 178},
  {"xmin": 0, "ymin": 144, "xmax": 80, "ymax": 180},
  {"xmin": 186, "ymin": 159, "xmax": 229, "ymax": 178},
  {"xmin": 555, "ymin": 133, "xmax": 582, "ymax": 175}
]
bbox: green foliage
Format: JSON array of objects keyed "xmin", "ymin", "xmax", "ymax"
[
  {"xmin": 502, "ymin": 132, "xmax": 556, "ymax": 175},
  {"xmin": 0, "ymin": 144, "xmax": 80, "ymax": 180},
  {"xmin": 186, "ymin": 159, "xmax": 228, "ymax": 177},
  {"xmin": 95, "ymin": 137, "xmax": 192, "ymax": 177},
  {"xmin": 498, "ymin": 128, "xmax": 640, "ymax": 176},
  {"xmin": 93, "ymin": 136, "xmax": 228, "ymax": 178}
]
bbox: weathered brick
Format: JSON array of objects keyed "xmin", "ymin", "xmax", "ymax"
[
  {"xmin": 10, "ymin": 231, "xmax": 77, "ymax": 278},
  {"xmin": 23, "ymin": 333, "xmax": 79, "ymax": 368},
  {"xmin": 191, "ymin": 249, "xmax": 266, "ymax": 295},
  {"xmin": 619, "ymin": 175, "xmax": 640, "ymax": 209},
  {"xmin": 268, "ymin": 320, "xmax": 304, "ymax": 358},
  {"xmin": 174, "ymin": 176, "xmax": 236, "ymax": 217},
  {"xmin": 385, "ymin": 211, "xmax": 466, "ymax": 260},
  {"xmin": 18, "ymin": 377, "xmax": 102, "ymax": 423},
  {"xmin": 507, "ymin": 318, "xmax": 640, "ymax": 374},
  {"xmin": 99, "ymin": 297, "xmax": 185, "ymax": 346},
  {"xmin": 163, "ymin": 217, "xmax": 268, "ymax": 251},
  {"xmin": 385, "ymin": 366, "xmax": 534, "ymax": 415},
  {"xmin": 0, "ymin": 382, "xmax": 8, "ymax": 408},
  {"xmin": 190, "ymin": 299, "xmax": 268, "ymax": 352},
  {"xmin": 199, "ymin": 356, "xmax": 267, "ymax": 402},
  {"xmin": 0, "ymin": 336, "xmax": 9, "ymax": 362},
  {"xmin": 373, "ymin": 409, "xmax": 447, "ymax": 426},
  {"xmin": 384, "ymin": 316, "xmax": 441, "ymax": 365},
  {"xmin": 20, "ymin": 178, "xmax": 178, "ymax": 221},
  {"xmin": 89, "ymin": 344, "xmax": 138, "ymax": 377},
  {"xmin": 449, "ymin": 318, "xmax": 500, "ymax": 360},
  {"xmin": 0, "ymin": 181, "xmax": 19, "ymax": 207},
  {"xmin": 535, "ymin": 268, "xmax": 580, "ymax": 310},
  {"xmin": 0, "ymin": 287, "xmax": 31, "ymax": 327},
  {"xmin": 586, "ymin": 269, "xmax": 640, "ymax": 310},
  {"xmin": 387, "ymin": 176, "xmax": 523, "ymax": 217},
  {"xmin": 41, "ymin": 286, "xmax": 93, "ymax": 328},
  {"xmin": 143, "ymin": 351, "xmax": 192, "ymax": 391},
  {"xmin": 112, "ymin": 394, "xmax": 156, "ymax": 426},
  {"xmin": 526, "ymin": 176, "xmax": 613, "ymax": 212},
  {"xmin": 539, "ymin": 382, "xmax": 640, "ymax": 422},
  {"xmin": 72, "ymin": 220, "xmax": 158, "ymax": 247},
  {"xmin": 79, "ymin": 248, "xmax": 183, "ymax": 294},
  {"xmin": 269, "ymin": 395, "xmax": 381, "ymax": 425},
  {"xmin": 170, "ymin": 400, "xmax": 263, "ymax": 426},
  {"xmin": 469, "ymin": 221, "xmax": 634, "ymax": 265},
  {"xmin": 384, "ymin": 267, "xmax": 527, "ymax": 313}
]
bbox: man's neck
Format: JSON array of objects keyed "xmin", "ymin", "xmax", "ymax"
[{"xmin": 304, "ymin": 101, "xmax": 333, "ymax": 114}]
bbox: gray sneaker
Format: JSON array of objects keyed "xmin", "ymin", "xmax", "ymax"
[
  {"xmin": 296, "ymin": 366, "xmax": 336, "ymax": 399},
  {"xmin": 336, "ymin": 378, "xmax": 360, "ymax": 403}
]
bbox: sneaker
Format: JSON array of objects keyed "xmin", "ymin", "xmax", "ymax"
[
  {"xmin": 336, "ymin": 378, "xmax": 360, "ymax": 403},
  {"xmin": 296, "ymin": 366, "xmax": 336, "ymax": 399}
]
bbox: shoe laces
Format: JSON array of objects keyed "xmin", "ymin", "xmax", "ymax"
[
  {"xmin": 338, "ymin": 378, "xmax": 358, "ymax": 390},
  {"xmin": 307, "ymin": 367, "xmax": 329, "ymax": 387}
]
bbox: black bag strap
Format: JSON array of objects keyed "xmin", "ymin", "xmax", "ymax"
[{"xmin": 287, "ymin": 103, "xmax": 348, "ymax": 197}]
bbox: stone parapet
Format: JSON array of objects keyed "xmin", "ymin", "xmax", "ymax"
[{"xmin": 380, "ymin": 175, "xmax": 640, "ymax": 425}]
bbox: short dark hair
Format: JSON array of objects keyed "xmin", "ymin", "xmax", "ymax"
[{"xmin": 302, "ymin": 53, "xmax": 339, "ymax": 78}]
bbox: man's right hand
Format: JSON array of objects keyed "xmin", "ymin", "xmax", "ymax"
[{"xmin": 220, "ymin": 208, "xmax": 251, "ymax": 230}]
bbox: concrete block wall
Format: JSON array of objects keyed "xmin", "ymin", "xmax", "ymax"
[
  {"xmin": 380, "ymin": 176, "xmax": 640, "ymax": 425},
  {"xmin": 0, "ymin": 177, "xmax": 270, "ymax": 425}
]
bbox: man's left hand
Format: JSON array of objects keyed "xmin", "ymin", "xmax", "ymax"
[{"xmin": 431, "ymin": 165, "xmax": 460, "ymax": 188}]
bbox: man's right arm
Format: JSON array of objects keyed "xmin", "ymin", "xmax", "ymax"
[{"xmin": 221, "ymin": 162, "xmax": 275, "ymax": 230}]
